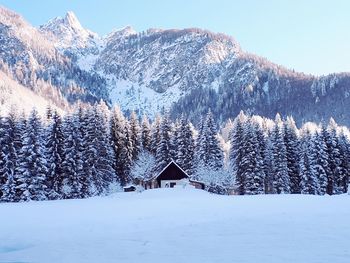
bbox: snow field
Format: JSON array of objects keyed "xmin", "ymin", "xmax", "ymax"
[{"xmin": 1, "ymin": 188, "xmax": 349, "ymax": 262}]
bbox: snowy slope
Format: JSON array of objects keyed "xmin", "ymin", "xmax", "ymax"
[
  {"xmin": 0, "ymin": 188, "xmax": 349, "ymax": 263},
  {"xmin": 91, "ymin": 28, "xmax": 241, "ymax": 115},
  {"xmin": 0, "ymin": 71, "xmax": 66, "ymax": 116}
]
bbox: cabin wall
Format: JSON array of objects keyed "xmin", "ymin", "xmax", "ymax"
[{"xmin": 160, "ymin": 180, "xmax": 181, "ymax": 188}]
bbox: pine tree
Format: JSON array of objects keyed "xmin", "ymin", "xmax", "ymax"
[
  {"xmin": 263, "ymin": 131, "xmax": 274, "ymax": 194},
  {"xmin": 175, "ymin": 116, "xmax": 195, "ymax": 175},
  {"xmin": 170, "ymin": 119, "xmax": 180, "ymax": 160},
  {"xmin": 16, "ymin": 109, "xmax": 47, "ymax": 201},
  {"xmin": 110, "ymin": 106, "xmax": 132, "ymax": 186},
  {"xmin": 129, "ymin": 111, "xmax": 140, "ymax": 160},
  {"xmin": 326, "ymin": 119, "xmax": 345, "ymax": 194},
  {"xmin": 0, "ymin": 116, "xmax": 7, "ymax": 200},
  {"xmin": 321, "ymin": 123, "xmax": 335, "ymax": 195},
  {"xmin": 241, "ymin": 121, "xmax": 265, "ymax": 195},
  {"xmin": 230, "ymin": 111, "xmax": 247, "ymax": 195},
  {"xmin": 110, "ymin": 105, "xmax": 126, "ymax": 184},
  {"xmin": 45, "ymin": 110, "xmax": 65, "ymax": 200},
  {"xmin": 13, "ymin": 112, "xmax": 26, "ymax": 201},
  {"xmin": 0, "ymin": 111, "xmax": 18, "ymax": 202},
  {"xmin": 194, "ymin": 116, "xmax": 204, "ymax": 171},
  {"xmin": 336, "ymin": 130, "xmax": 350, "ymax": 193},
  {"xmin": 197, "ymin": 110, "xmax": 224, "ymax": 171},
  {"xmin": 253, "ymin": 120, "xmax": 270, "ymax": 194},
  {"xmin": 84, "ymin": 105, "xmax": 116, "ymax": 195},
  {"xmin": 61, "ymin": 114, "xmax": 84, "ymax": 199},
  {"xmin": 271, "ymin": 114, "xmax": 290, "ymax": 194},
  {"xmin": 299, "ymin": 130, "xmax": 319, "ymax": 195},
  {"xmin": 155, "ymin": 115, "xmax": 172, "ymax": 172},
  {"xmin": 311, "ymin": 131, "xmax": 329, "ymax": 195},
  {"xmin": 283, "ymin": 117, "xmax": 301, "ymax": 193},
  {"xmin": 253, "ymin": 121, "xmax": 266, "ymax": 193},
  {"xmin": 140, "ymin": 115, "xmax": 152, "ymax": 152},
  {"xmin": 183, "ymin": 121, "xmax": 195, "ymax": 175},
  {"xmin": 95, "ymin": 103, "xmax": 117, "ymax": 192},
  {"xmin": 76, "ymin": 106, "xmax": 91, "ymax": 198},
  {"xmin": 150, "ymin": 115, "xmax": 161, "ymax": 155},
  {"xmin": 119, "ymin": 120, "xmax": 133, "ymax": 185}
]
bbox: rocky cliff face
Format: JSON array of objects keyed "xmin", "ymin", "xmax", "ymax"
[{"xmin": 1, "ymin": 5, "xmax": 350, "ymax": 125}]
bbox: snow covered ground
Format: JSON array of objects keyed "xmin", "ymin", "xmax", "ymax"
[{"xmin": 0, "ymin": 188, "xmax": 349, "ymax": 263}]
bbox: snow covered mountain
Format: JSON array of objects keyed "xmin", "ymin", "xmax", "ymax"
[
  {"xmin": 93, "ymin": 27, "xmax": 241, "ymax": 115},
  {"xmin": 0, "ymin": 6, "xmax": 108, "ymax": 114},
  {"xmin": 39, "ymin": 11, "xmax": 99, "ymax": 50},
  {"xmin": 1, "ymin": 5, "xmax": 350, "ymax": 125}
]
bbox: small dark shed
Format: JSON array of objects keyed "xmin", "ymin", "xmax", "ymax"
[{"xmin": 123, "ymin": 185, "xmax": 137, "ymax": 192}]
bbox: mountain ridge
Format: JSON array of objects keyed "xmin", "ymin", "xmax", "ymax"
[{"xmin": 0, "ymin": 6, "xmax": 350, "ymax": 125}]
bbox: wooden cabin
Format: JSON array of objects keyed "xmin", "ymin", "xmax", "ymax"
[{"xmin": 143, "ymin": 160, "xmax": 205, "ymax": 190}]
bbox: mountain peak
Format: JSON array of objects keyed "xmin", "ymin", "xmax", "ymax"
[
  {"xmin": 41, "ymin": 11, "xmax": 85, "ymax": 34},
  {"xmin": 64, "ymin": 11, "xmax": 83, "ymax": 32},
  {"xmin": 40, "ymin": 11, "xmax": 98, "ymax": 49}
]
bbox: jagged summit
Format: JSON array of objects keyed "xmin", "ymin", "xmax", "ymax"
[
  {"xmin": 64, "ymin": 11, "xmax": 83, "ymax": 32},
  {"xmin": 40, "ymin": 11, "xmax": 98, "ymax": 49}
]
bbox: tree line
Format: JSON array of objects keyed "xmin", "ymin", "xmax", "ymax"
[
  {"xmin": 0, "ymin": 103, "xmax": 349, "ymax": 202},
  {"xmin": 230, "ymin": 112, "xmax": 349, "ymax": 195}
]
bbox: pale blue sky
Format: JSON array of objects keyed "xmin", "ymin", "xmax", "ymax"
[{"xmin": 1, "ymin": 0, "xmax": 349, "ymax": 75}]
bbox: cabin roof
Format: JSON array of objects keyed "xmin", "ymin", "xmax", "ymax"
[{"xmin": 149, "ymin": 159, "xmax": 190, "ymax": 181}]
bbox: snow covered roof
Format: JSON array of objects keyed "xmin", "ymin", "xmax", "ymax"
[{"xmin": 150, "ymin": 159, "xmax": 190, "ymax": 181}]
